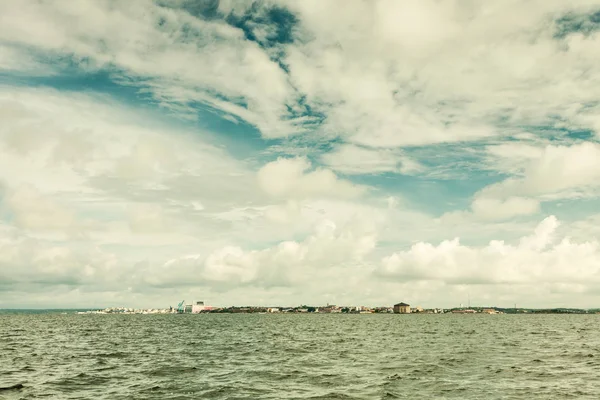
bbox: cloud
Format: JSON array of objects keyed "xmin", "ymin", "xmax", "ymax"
[
  {"xmin": 0, "ymin": 228, "xmax": 118, "ymax": 288},
  {"xmin": 5, "ymin": 1, "xmax": 600, "ymax": 150},
  {"xmin": 4, "ymin": 2, "xmax": 600, "ymax": 308},
  {"xmin": 0, "ymin": 85, "xmax": 269, "ymax": 267},
  {"xmin": 280, "ymin": 1, "xmax": 600, "ymax": 148},
  {"xmin": 1, "ymin": 184, "xmax": 84, "ymax": 235},
  {"xmin": 0, "ymin": 85, "xmax": 389, "ymax": 307},
  {"xmin": 0, "ymin": 0, "xmax": 304, "ymax": 137},
  {"xmin": 482, "ymin": 142, "xmax": 600, "ymax": 200},
  {"xmin": 210, "ymin": 196, "xmax": 414, "ymax": 256},
  {"xmin": 443, "ymin": 141, "xmax": 600, "ymax": 222},
  {"xmin": 470, "ymin": 196, "xmax": 541, "ymax": 221},
  {"xmin": 0, "ymin": 44, "xmax": 57, "ymax": 75},
  {"xmin": 442, "ymin": 196, "xmax": 541, "ymax": 223},
  {"xmin": 156, "ymin": 218, "xmax": 377, "ymax": 290},
  {"xmin": 257, "ymin": 157, "xmax": 366, "ymax": 199},
  {"xmin": 0, "ymin": 84, "xmax": 253, "ymax": 207},
  {"xmin": 128, "ymin": 203, "xmax": 168, "ymax": 234},
  {"xmin": 379, "ymin": 216, "xmax": 600, "ymax": 287},
  {"xmin": 321, "ymin": 144, "xmax": 423, "ymax": 175}
]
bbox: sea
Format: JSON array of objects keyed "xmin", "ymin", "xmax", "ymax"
[{"xmin": 1, "ymin": 312, "xmax": 599, "ymax": 399}]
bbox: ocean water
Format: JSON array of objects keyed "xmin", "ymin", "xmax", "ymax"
[{"xmin": 1, "ymin": 313, "xmax": 599, "ymax": 399}]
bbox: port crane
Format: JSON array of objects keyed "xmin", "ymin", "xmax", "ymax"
[{"xmin": 176, "ymin": 300, "xmax": 185, "ymax": 314}]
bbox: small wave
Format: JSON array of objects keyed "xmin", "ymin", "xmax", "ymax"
[
  {"xmin": 307, "ymin": 392, "xmax": 361, "ymax": 399},
  {"xmin": 148, "ymin": 365, "xmax": 198, "ymax": 377},
  {"xmin": 0, "ymin": 384, "xmax": 24, "ymax": 392},
  {"xmin": 97, "ymin": 351, "xmax": 129, "ymax": 359}
]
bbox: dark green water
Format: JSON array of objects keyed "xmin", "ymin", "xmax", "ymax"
[{"xmin": 1, "ymin": 313, "xmax": 599, "ymax": 399}]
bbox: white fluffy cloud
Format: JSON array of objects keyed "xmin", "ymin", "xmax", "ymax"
[
  {"xmin": 380, "ymin": 216, "xmax": 600, "ymax": 286},
  {"xmin": 443, "ymin": 142, "xmax": 600, "ymax": 222},
  {"xmin": 0, "ymin": 86, "xmax": 267, "ymax": 275},
  {"xmin": 149, "ymin": 218, "xmax": 377, "ymax": 289},
  {"xmin": 482, "ymin": 142, "xmax": 600, "ymax": 200},
  {"xmin": 321, "ymin": 144, "xmax": 422, "ymax": 175},
  {"xmin": 0, "ymin": 0, "xmax": 302, "ymax": 137},
  {"xmin": 1, "ymin": 184, "xmax": 86, "ymax": 235},
  {"xmin": 279, "ymin": 1, "xmax": 600, "ymax": 148},
  {"xmin": 4, "ymin": 0, "xmax": 600, "ymax": 149},
  {"xmin": 0, "ymin": 228, "xmax": 118, "ymax": 288},
  {"xmin": 442, "ymin": 196, "xmax": 541, "ymax": 223},
  {"xmin": 470, "ymin": 197, "xmax": 541, "ymax": 221},
  {"xmin": 0, "ymin": 85, "xmax": 253, "ymax": 207},
  {"xmin": 257, "ymin": 157, "xmax": 366, "ymax": 199}
]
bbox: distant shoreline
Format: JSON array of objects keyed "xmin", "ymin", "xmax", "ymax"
[{"xmin": 2, "ymin": 307, "xmax": 599, "ymax": 315}]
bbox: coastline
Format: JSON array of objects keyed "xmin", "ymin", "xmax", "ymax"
[{"xmin": 2, "ymin": 306, "xmax": 599, "ymax": 315}]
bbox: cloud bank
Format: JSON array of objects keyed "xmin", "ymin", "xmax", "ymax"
[{"xmin": 1, "ymin": 1, "xmax": 600, "ymax": 308}]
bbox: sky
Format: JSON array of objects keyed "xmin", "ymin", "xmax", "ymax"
[{"xmin": 2, "ymin": 0, "xmax": 600, "ymax": 309}]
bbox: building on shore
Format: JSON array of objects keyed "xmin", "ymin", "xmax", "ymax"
[
  {"xmin": 192, "ymin": 301, "xmax": 205, "ymax": 314},
  {"xmin": 452, "ymin": 309, "xmax": 476, "ymax": 313},
  {"xmin": 393, "ymin": 302, "xmax": 411, "ymax": 314},
  {"xmin": 316, "ymin": 305, "xmax": 342, "ymax": 313}
]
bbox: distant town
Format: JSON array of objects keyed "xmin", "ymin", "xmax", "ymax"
[{"xmin": 79, "ymin": 300, "xmax": 600, "ymax": 315}]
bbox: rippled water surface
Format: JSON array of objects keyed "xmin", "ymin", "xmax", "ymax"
[{"xmin": 1, "ymin": 313, "xmax": 600, "ymax": 399}]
